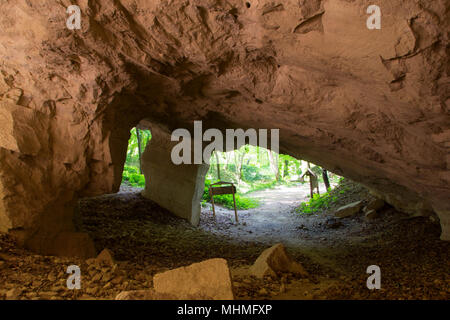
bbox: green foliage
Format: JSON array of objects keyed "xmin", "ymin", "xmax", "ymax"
[
  {"xmin": 122, "ymin": 165, "xmax": 146, "ymax": 188},
  {"xmin": 212, "ymin": 194, "xmax": 259, "ymax": 210},
  {"xmin": 202, "ymin": 179, "xmax": 259, "ymax": 210},
  {"xmin": 241, "ymin": 165, "xmax": 272, "ymax": 182},
  {"xmin": 245, "ymin": 180, "xmax": 278, "ymax": 193},
  {"xmin": 296, "ymin": 191, "xmax": 338, "ymax": 214},
  {"xmin": 202, "ymin": 179, "xmax": 213, "ymax": 201},
  {"xmin": 126, "ymin": 128, "xmax": 152, "ymax": 167},
  {"xmin": 296, "ymin": 177, "xmax": 349, "ymax": 214},
  {"xmin": 121, "ymin": 127, "xmax": 152, "ymax": 188},
  {"xmin": 206, "ymin": 145, "xmax": 307, "ymax": 192},
  {"xmin": 310, "ymin": 165, "xmax": 323, "ymax": 176}
]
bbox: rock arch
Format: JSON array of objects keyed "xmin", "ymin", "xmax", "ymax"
[{"xmin": 0, "ymin": 0, "xmax": 448, "ymax": 256}]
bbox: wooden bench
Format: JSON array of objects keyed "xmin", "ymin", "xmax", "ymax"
[{"xmin": 209, "ymin": 181, "xmax": 238, "ymax": 223}]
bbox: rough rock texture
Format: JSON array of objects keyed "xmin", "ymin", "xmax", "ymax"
[
  {"xmin": 335, "ymin": 200, "xmax": 363, "ymax": 218},
  {"xmin": 364, "ymin": 199, "xmax": 386, "ymax": 213},
  {"xmin": 249, "ymin": 243, "xmax": 308, "ymax": 278},
  {"xmin": 153, "ymin": 258, "xmax": 235, "ymax": 300},
  {"xmin": 0, "ymin": 0, "xmax": 449, "ymax": 255},
  {"xmin": 94, "ymin": 248, "xmax": 115, "ymax": 266},
  {"xmin": 115, "ymin": 290, "xmax": 178, "ymax": 300},
  {"xmin": 141, "ymin": 123, "xmax": 208, "ymax": 225},
  {"xmin": 365, "ymin": 209, "xmax": 378, "ymax": 220}
]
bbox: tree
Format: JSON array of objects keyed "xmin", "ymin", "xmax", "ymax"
[
  {"xmin": 136, "ymin": 128, "xmax": 142, "ymax": 173},
  {"xmin": 214, "ymin": 151, "xmax": 221, "ymax": 180},
  {"xmin": 322, "ymin": 168, "xmax": 330, "ymax": 190},
  {"xmin": 268, "ymin": 150, "xmax": 280, "ymax": 181},
  {"xmin": 125, "ymin": 128, "xmax": 152, "ymax": 169},
  {"xmin": 233, "ymin": 146, "xmax": 249, "ymax": 185}
]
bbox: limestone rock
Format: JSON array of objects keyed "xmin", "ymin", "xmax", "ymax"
[
  {"xmin": 335, "ymin": 201, "xmax": 363, "ymax": 218},
  {"xmin": 258, "ymin": 288, "xmax": 269, "ymax": 296},
  {"xmin": 115, "ymin": 289, "xmax": 179, "ymax": 300},
  {"xmin": 153, "ymin": 258, "xmax": 234, "ymax": 300},
  {"xmin": 365, "ymin": 199, "xmax": 385, "ymax": 212},
  {"xmin": 0, "ymin": 0, "xmax": 449, "ymax": 252},
  {"xmin": 95, "ymin": 248, "xmax": 115, "ymax": 266},
  {"xmin": 365, "ymin": 209, "xmax": 379, "ymax": 220},
  {"xmin": 249, "ymin": 243, "xmax": 308, "ymax": 279},
  {"xmin": 141, "ymin": 124, "xmax": 209, "ymax": 226}
]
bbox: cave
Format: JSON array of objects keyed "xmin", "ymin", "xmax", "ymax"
[{"xmin": 0, "ymin": 0, "xmax": 448, "ymax": 301}]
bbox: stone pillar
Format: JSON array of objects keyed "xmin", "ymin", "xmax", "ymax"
[
  {"xmin": 433, "ymin": 205, "xmax": 450, "ymax": 241},
  {"xmin": 439, "ymin": 215, "xmax": 450, "ymax": 241},
  {"xmin": 141, "ymin": 124, "xmax": 208, "ymax": 226}
]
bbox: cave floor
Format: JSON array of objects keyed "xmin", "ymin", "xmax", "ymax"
[{"xmin": 0, "ymin": 184, "xmax": 448, "ymax": 300}]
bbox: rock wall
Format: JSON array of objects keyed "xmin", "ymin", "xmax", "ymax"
[
  {"xmin": 0, "ymin": 0, "xmax": 448, "ymax": 256},
  {"xmin": 141, "ymin": 123, "xmax": 209, "ymax": 226}
]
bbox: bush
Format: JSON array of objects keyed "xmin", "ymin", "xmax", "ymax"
[
  {"xmin": 202, "ymin": 179, "xmax": 213, "ymax": 201},
  {"xmin": 122, "ymin": 165, "xmax": 145, "ymax": 188},
  {"xmin": 202, "ymin": 179, "xmax": 259, "ymax": 210},
  {"xmin": 295, "ymin": 177, "xmax": 353, "ymax": 214},
  {"xmin": 241, "ymin": 165, "xmax": 272, "ymax": 182},
  {"xmin": 296, "ymin": 191, "xmax": 338, "ymax": 214},
  {"xmin": 212, "ymin": 194, "xmax": 259, "ymax": 210}
]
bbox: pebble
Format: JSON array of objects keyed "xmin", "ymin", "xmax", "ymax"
[
  {"xmin": 258, "ymin": 288, "xmax": 269, "ymax": 295},
  {"xmin": 6, "ymin": 288, "xmax": 22, "ymax": 300}
]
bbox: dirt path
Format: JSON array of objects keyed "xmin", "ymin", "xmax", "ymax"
[
  {"xmin": 200, "ymin": 182, "xmax": 342, "ymax": 247},
  {"xmin": 0, "ymin": 182, "xmax": 448, "ymax": 300}
]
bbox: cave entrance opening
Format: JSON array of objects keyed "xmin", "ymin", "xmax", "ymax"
[
  {"xmin": 76, "ymin": 133, "xmax": 448, "ymax": 300},
  {"xmin": 120, "ymin": 127, "xmax": 152, "ymax": 191},
  {"xmin": 200, "ymin": 145, "xmax": 341, "ymax": 234}
]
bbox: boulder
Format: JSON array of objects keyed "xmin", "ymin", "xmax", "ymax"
[
  {"xmin": 365, "ymin": 209, "xmax": 379, "ymax": 220},
  {"xmin": 95, "ymin": 248, "xmax": 115, "ymax": 266},
  {"xmin": 153, "ymin": 258, "xmax": 234, "ymax": 300},
  {"xmin": 249, "ymin": 243, "xmax": 308, "ymax": 279},
  {"xmin": 335, "ymin": 201, "xmax": 363, "ymax": 218},
  {"xmin": 365, "ymin": 199, "xmax": 385, "ymax": 212}
]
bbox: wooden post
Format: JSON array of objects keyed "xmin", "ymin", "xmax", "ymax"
[
  {"xmin": 209, "ymin": 182, "xmax": 239, "ymax": 223},
  {"xmin": 210, "ymin": 192, "xmax": 216, "ymax": 219},
  {"xmin": 232, "ymin": 190, "xmax": 238, "ymax": 223},
  {"xmin": 322, "ymin": 168, "xmax": 330, "ymax": 191}
]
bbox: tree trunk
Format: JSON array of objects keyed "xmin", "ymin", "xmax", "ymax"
[
  {"xmin": 322, "ymin": 168, "xmax": 330, "ymax": 190},
  {"xmin": 234, "ymin": 149, "xmax": 246, "ymax": 185},
  {"xmin": 284, "ymin": 159, "xmax": 289, "ymax": 178},
  {"xmin": 268, "ymin": 150, "xmax": 280, "ymax": 181},
  {"xmin": 215, "ymin": 151, "xmax": 221, "ymax": 180},
  {"xmin": 136, "ymin": 128, "xmax": 142, "ymax": 174}
]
